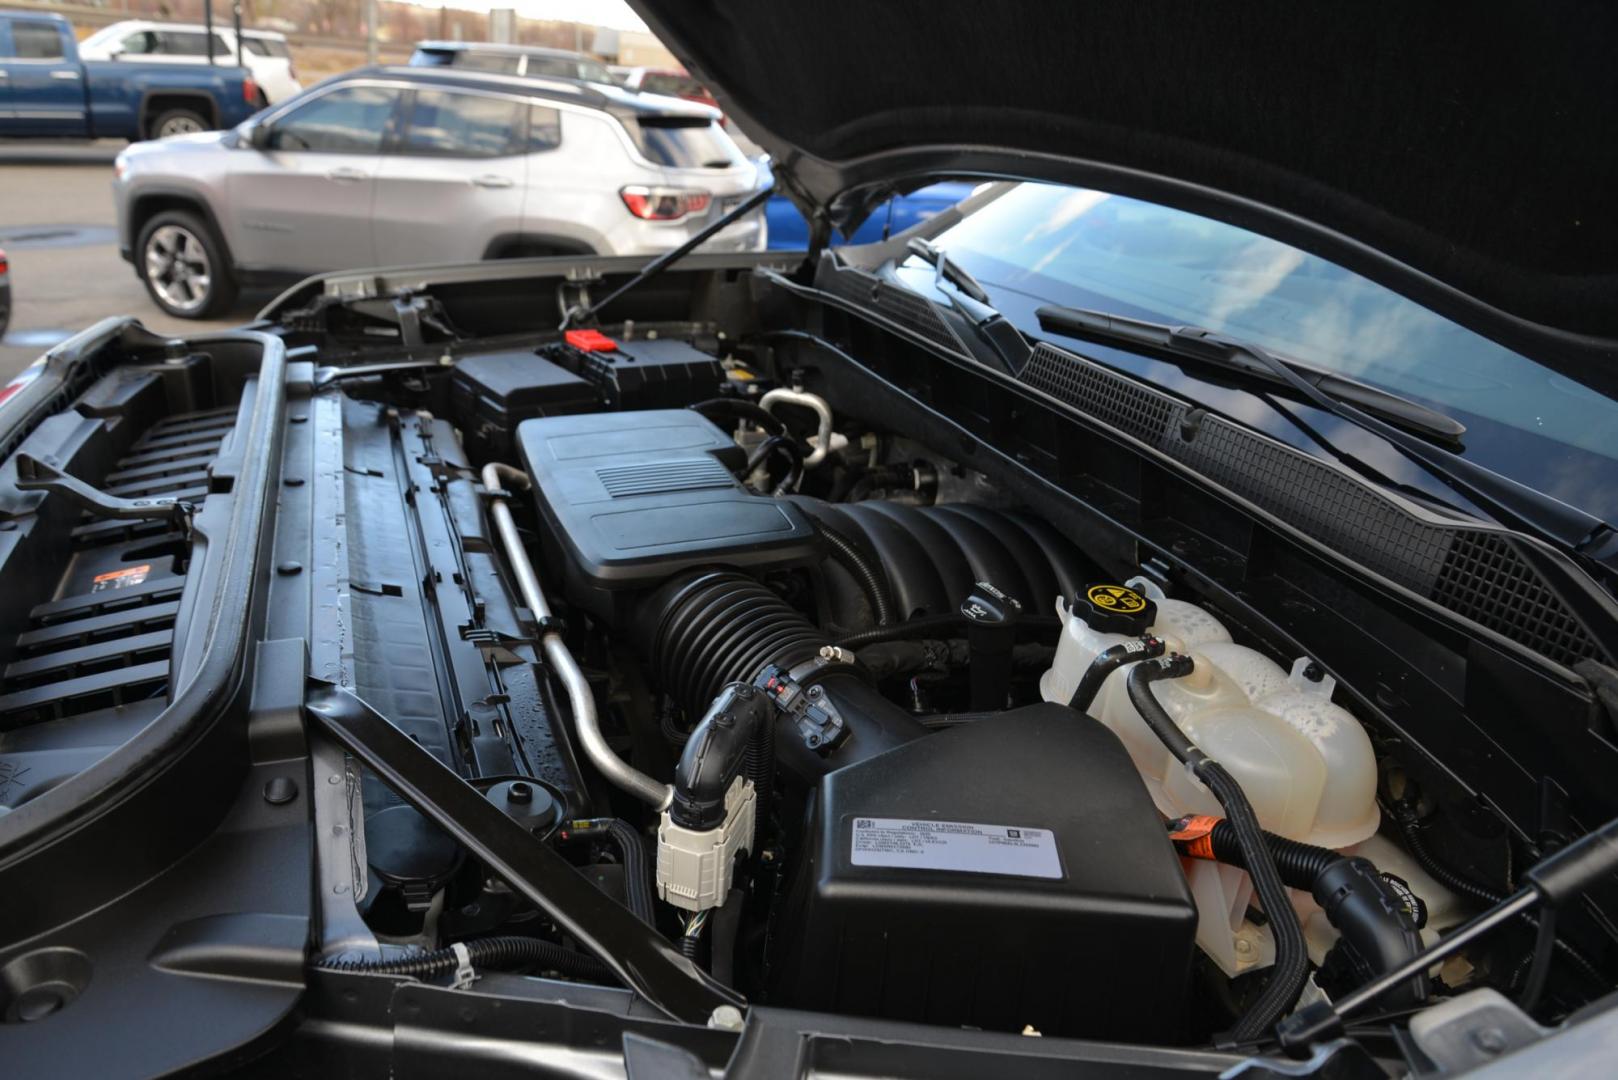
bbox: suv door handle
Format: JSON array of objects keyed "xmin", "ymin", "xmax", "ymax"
[
  {"xmin": 472, "ymin": 174, "xmax": 515, "ymax": 189},
  {"xmin": 326, "ymin": 167, "xmax": 368, "ymax": 182},
  {"xmin": 50, "ymin": 70, "xmax": 82, "ymax": 80}
]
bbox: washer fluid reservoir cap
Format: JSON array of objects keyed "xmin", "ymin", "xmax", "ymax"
[{"xmin": 1075, "ymin": 582, "xmax": 1157, "ymax": 636}]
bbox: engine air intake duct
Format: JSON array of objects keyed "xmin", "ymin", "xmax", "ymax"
[{"xmin": 636, "ymin": 569, "xmax": 925, "ymax": 776}]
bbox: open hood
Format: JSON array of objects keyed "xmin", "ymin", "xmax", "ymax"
[{"xmin": 630, "ymin": 1, "xmax": 1618, "ymax": 371}]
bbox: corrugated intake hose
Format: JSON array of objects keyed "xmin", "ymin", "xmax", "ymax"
[
  {"xmin": 1128, "ymin": 656, "xmax": 1310, "ymax": 1043},
  {"xmin": 637, "ymin": 570, "xmax": 830, "ymax": 720},
  {"xmin": 317, "ymin": 936, "xmax": 611, "ymax": 981},
  {"xmin": 636, "ymin": 569, "xmax": 926, "ymax": 778}
]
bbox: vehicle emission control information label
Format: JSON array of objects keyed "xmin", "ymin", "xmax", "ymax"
[{"xmin": 850, "ymin": 817, "xmax": 1062, "ymax": 879}]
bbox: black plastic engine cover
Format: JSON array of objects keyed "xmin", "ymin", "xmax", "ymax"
[
  {"xmin": 776, "ymin": 703, "xmax": 1197, "ymax": 1042},
  {"xmin": 517, "ymin": 409, "xmax": 819, "ymax": 620}
]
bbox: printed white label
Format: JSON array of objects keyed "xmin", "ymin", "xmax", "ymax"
[{"xmin": 849, "ymin": 817, "xmax": 1062, "ymax": 879}]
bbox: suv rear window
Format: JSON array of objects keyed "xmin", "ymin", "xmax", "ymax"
[{"xmin": 629, "ymin": 117, "xmax": 743, "ymax": 169}]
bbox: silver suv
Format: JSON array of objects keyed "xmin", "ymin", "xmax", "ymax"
[{"xmin": 112, "ymin": 66, "xmax": 767, "ymax": 318}]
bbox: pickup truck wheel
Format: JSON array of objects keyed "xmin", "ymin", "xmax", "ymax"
[
  {"xmin": 151, "ymin": 108, "xmax": 210, "ymax": 139},
  {"xmin": 137, "ymin": 211, "xmax": 237, "ymax": 319}
]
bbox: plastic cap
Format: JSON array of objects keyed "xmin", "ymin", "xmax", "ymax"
[{"xmin": 1074, "ymin": 582, "xmax": 1157, "ymax": 635}]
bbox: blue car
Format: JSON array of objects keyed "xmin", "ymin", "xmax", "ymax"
[{"xmin": 763, "ymin": 167, "xmax": 975, "ymax": 249}]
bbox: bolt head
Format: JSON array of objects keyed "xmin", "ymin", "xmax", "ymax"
[{"xmin": 708, "ymin": 1004, "xmax": 745, "ymax": 1030}]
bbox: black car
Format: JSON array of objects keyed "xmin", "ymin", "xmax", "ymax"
[{"xmin": 2, "ymin": 3, "xmax": 1617, "ymax": 1078}]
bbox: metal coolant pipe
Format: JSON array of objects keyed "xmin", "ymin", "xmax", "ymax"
[{"xmin": 482, "ymin": 463, "xmax": 672, "ymax": 809}]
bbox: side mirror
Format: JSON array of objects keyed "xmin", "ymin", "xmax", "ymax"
[{"xmin": 247, "ymin": 121, "xmax": 273, "ymax": 150}]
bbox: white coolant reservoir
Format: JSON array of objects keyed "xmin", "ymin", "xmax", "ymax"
[{"xmin": 1039, "ymin": 579, "xmax": 1380, "ymax": 975}]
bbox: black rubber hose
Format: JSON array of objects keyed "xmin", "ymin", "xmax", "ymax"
[
  {"xmin": 745, "ymin": 434, "xmax": 805, "ymax": 494},
  {"xmin": 1183, "ymin": 818, "xmax": 1340, "ymax": 886},
  {"xmin": 1128, "ymin": 656, "xmax": 1310, "ymax": 1042},
  {"xmin": 604, "ymin": 819, "xmax": 656, "ymax": 926},
  {"xmin": 689, "ymin": 397, "xmax": 786, "ymax": 437},
  {"xmin": 815, "ymin": 520, "xmax": 895, "ymax": 626},
  {"xmin": 744, "ymin": 697, "xmax": 775, "ymax": 850},
  {"xmin": 1520, "ymin": 905, "xmax": 1557, "ymax": 1012},
  {"xmin": 317, "ymin": 936, "xmax": 611, "ymax": 981},
  {"xmin": 1069, "ymin": 636, "xmax": 1165, "ymax": 712}
]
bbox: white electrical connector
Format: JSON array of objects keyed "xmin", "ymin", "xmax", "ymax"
[{"xmin": 656, "ymin": 775, "xmax": 756, "ymax": 912}]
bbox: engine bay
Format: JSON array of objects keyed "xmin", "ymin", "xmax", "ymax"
[{"xmin": 0, "ymin": 281, "xmax": 1614, "ymax": 1076}]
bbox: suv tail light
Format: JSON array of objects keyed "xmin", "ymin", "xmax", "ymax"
[
  {"xmin": 620, "ymin": 186, "xmax": 712, "ymax": 221},
  {"xmin": 244, "ymin": 77, "xmax": 261, "ymax": 105},
  {"xmin": 0, "ymin": 250, "xmax": 8, "ymax": 276}
]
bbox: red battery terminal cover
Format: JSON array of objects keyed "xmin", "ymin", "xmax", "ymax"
[{"xmin": 563, "ymin": 329, "xmax": 618, "ymax": 353}]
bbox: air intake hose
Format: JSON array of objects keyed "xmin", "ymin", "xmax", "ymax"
[{"xmin": 637, "ymin": 570, "xmax": 925, "ymax": 778}]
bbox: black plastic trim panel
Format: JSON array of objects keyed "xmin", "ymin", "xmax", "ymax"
[{"xmin": 1020, "ymin": 342, "xmax": 1608, "ymax": 667}]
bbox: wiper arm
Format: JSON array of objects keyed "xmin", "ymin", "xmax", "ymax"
[
  {"xmin": 906, "ymin": 238, "xmax": 1031, "ymax": 373},
  {"xmin": 907, "ymin": 237, "xmax": 992, "ymax": 304},
  {"xmin": 1036, "ymin": 304, "xmax": 1616, "ymax": 560},
  {"xmin": 560, "ymin": 184, "xmax": 772, "ymax": 330},
  {"xmin": 1038, "ymin": 306, "xmax": 1464, "ymax": 444}
]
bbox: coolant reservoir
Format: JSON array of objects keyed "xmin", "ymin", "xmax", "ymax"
[{"xmin": 1040, "ymin": 579, "xmax": 1380, "ymax": 974}]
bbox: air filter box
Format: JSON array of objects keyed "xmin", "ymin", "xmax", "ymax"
[
  {"xmin": 776, "ymin": 704, "xmax": 1197, "ymax": 1042},
  {"xmin": 517, "ymin": 409, "xmax": 819, "ymax": 621},
  {"xmin": 450, "ymin": 349, "xmax": 598, "ymax": 462},
  {"xmin": 542, "ymin": 335, "xmax": 724, "ymax": 410}
]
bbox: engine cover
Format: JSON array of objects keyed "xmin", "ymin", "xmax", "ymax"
[
  {"xmin": 776, "ymin": 703, "xmax": 1197, "ymax": 1041},
  {"xmin": 517, "ymin": 409, "xmax": 819, "ymax": 620}
]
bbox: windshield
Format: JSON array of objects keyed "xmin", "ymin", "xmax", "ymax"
[{"xmin": 909, "ymin": 183, "xmax": 1618, "ymax": 521}]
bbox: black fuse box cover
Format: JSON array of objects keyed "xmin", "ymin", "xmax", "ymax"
[
  {"xmin": 517, "ymin": 409, "xmax": 819, "ymax": 620},
  {"xmin": 543, "ymin": 337, "xmax": 724, "ymax": 410},
  {"xmin": 451, "ymin": 350, "xmax": 598, "ymax": 462},
  {"xmin": 777, "ymin": 704, "xmax": 1197, "ymax": 1042}
]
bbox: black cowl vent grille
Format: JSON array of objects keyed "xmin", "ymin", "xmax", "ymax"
[
  {"xmin": 1022, "ymin": 343, "xmax": 1178, "ymax": 445},
  {"xmin": 824, "ymin": 265, "xmax": 972, "ymax": 358},
  {"xmin": 1019, "ymin": 342, "xmax": 1604, "ymax": 666},
  {"xmin": 1432, "ymin": 534, "xmax": 1599, "ymax": 665}
]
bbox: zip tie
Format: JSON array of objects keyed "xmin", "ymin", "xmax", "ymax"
[{"xmin": 449, "ymin": 942, "xmax": 477, "ymax": 990}]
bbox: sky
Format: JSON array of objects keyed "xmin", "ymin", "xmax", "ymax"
[{"xmin": 419, "ymin": 0, "xmax": 651, "ymax": 33}]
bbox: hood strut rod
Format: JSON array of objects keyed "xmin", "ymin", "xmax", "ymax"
[
  {"xmin": 302, "ymin": 678, "xmax": 742, "ymax": 1025},
  {"xmin": 560, "ymin": 184, "xmax": 773, "ymax": 330}
]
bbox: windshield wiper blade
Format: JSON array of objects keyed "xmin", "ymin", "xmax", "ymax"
[
  {"xmin": 1036, "ymin": 304, "xmax": 1616, "ymax": 560},
  {"xmin": 905, "ymin": 238, "xmax": 1031, "ymax": 372},
  {"xmin": 1037, "ymin": 305, "xmax": 1464, "ymax": 444}
]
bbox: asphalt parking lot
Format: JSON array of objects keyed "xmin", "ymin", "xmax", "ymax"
[{"xmin": 0, "ymin": 141, "xmax": 274, "ymax": 384}]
